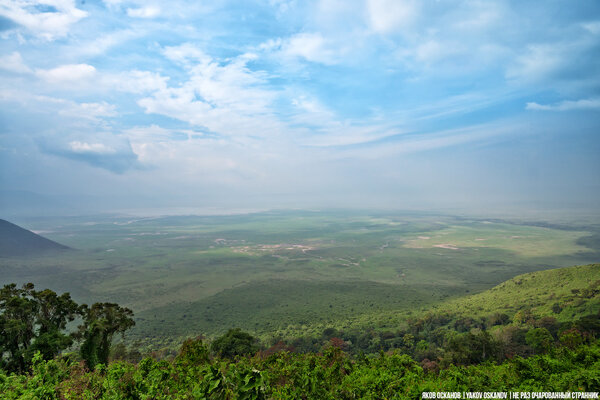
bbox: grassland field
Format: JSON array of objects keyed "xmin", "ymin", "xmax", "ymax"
[{"xmin": 1, "ymin": 210, "xmax": 599, "ymax": 350}]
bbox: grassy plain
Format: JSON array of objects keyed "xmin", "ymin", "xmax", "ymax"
[{"xmin": 1, "ymin": 210, "xmax": 599, "ymax": 349}]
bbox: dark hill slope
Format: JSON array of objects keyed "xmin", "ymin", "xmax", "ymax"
[{"xmin": 0, "ymin": 219, "xmax": 70, "ymax": 257}]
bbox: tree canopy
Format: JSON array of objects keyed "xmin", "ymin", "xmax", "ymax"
[
  {"xmin": 80, "ymin": 302, "xmax": 135, "ymax": 369},
  {"xmin": 0, "ymin": 283, "xmax": 134, "ymax": 373},
  {"xmin": 211, "ymin": 328, "xmax": 258, "ymax": 359}
]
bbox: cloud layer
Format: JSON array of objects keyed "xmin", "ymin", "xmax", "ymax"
[{"xmin": 0, "ymin": 0, "xmax": 599, "ymax": 213}]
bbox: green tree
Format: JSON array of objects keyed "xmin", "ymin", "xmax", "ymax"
[
  {"xmin": 176, "ymin": 337, "xmax": 210, "ymax": 367},
  {"xmin": 212, "ymin": 328, "xmax": 258, "ymax": 359},
  {"xmin": 525, "ymin": 327, "xmax": 553, "ymax": 354},
  {"xmin": 559, "ymin": 327, "xmax": 584, "ymax": 348},
  {"xmin": 29, "ymin": 288, "xmax": 79, "ymax": 361},
  {"xmin": 79, "ymin": 302, "xmax": 135, "ymax": 370},
  {"xmin": 444, "ymin": 330, "xmax": 500, "ymax": 365},
  {"xmin": 0, "ymin": 283, "xmax": 38, "ymax": 372},
  {"xmin": 402, "ymin": 333, "xmax": 415, "ymax": 349},
  {"xmin": 0, "ymin": 283, "xmax": 79, "ymax": 373}
]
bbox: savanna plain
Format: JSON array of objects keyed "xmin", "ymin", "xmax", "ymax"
[{"xmin": 3, "ymin": 210, "xmax": 599, "ymax": 350}]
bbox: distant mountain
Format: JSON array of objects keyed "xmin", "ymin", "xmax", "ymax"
[{"xmin": 0, "ymin": 219, "xmax": 70, "ymax": 257}]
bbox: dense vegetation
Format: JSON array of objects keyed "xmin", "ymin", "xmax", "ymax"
[
  {"xmin": 0, "ymin": 283, "xmax": 134, "ymax": 373},
  {"xmin": 1, "ymin": 333, "xmax": 598, "ymax": 398},
  {"xmin": 1, "ymin": 264, "xmax": 599, "ymax": 398},
  {"xmin": 265, "ymin": 264, "xmax": 600, "ymax": 357}
]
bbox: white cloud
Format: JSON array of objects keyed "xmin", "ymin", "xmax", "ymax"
[
  {"xmin": 112, "ymin": 70, "xmax": 170, "ymax": 94},
  {"xmin": 69, "ymin": 141, "xmax": 116, "ymax": 154},
  {"xmin": 526, "ymin": 98, "xmax": 600, "ymax": 112},
  {"xmin": 258, "ymin": 33, "xmax": 348, "ymax": 67},
  {"xmin": 292, "ymin": 96, "xmax": 330, "ymax": 115},
  {"xmin": 127, "ymin": 6, "xmax": 160, "ymax": 19},
  {"xmin": 0, "ymin": 0, "xmax": 87, "ymax": 40},
  {"xmin": 119, "ymin": 124, "xmax": 269, "ymax": 185},
  {"xmin": 186, "ymin": 56, "xmax": 273, "ymax": 110},
  {"xmin": 366, "ymin": 0, "xmax": 417, "ymax": 34},
  {"xmin": 124, "ymin": 124, "xmax": 194, "ymax": 142},
  {"xmin": 269, "ymin": 0, "xmax": 296, "ymax": 16},
  {"xmin": 36, "ymin": 63, "xmax": 96, "ymax": 83},
  {"xmin": 282, "ymin": 32, "xmax": 339, "ymax": 65},
  {"xmin": 506, "ymin": 44, "xmax": 568, "ymax": 84},
  {"xmin": 414, "ymin": 40, "xmax": 466, "ymax": 65},
  {"xmin": 42, "ymin": 135, "xmax": 140, "ymax": 173},
  {"xmin": 301, "ymin": 125, "xmax": 400, "ymax": 147},
  {"xmin": 59, "ymin": 101, "xmax": 118, "ymax": 119},
  {"xmin": 137, "ymin": 49, "xmax": 283, "ymax": 137},
  {"xmin": 288, "ymin": 95, "xmax": 341, "ymax": 130},
  {"xmin": 452, "ymin": 1, "xmax": 503, "ymax": 31},
  {"xmin": 582, "ymin": 21, "xmax": 600, "ymax": 35},
  {"xmin": 74, "ymin": 29, "xmax": 141, "ymax": 57},
  {"xmin": 123, "ymin": 125, "xmax": 210, "ymax": 167},
  {"xmin": 0, "ymin": 89, "xmax": 117, "ymax": 122},
  {"xmin": 337, "ymin": 120, "xmax": 523, "ymax": 160},
  {"xmin": 163, "ymin": 43, "xmax": 210, "ymax": 65},
  {"xmin": 0, "ymin": 51, "xmax": 32, "ymax": 74},
  {"xmin": 102, "ymin": 0, "xmax": 123, "ymax": 7},
  {"xmin": 504, "ymin": 30, "xmax": 600, "ymax": 94}
]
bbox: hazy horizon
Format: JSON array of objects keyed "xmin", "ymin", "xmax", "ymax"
[{"xmin": 1, "ymin": 1, "xmax": 599, "ymax": 217}]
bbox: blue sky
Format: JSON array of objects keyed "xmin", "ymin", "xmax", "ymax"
[{"xmin": 0, "ymin": 0, "xmax": 599, "ymax": 214}]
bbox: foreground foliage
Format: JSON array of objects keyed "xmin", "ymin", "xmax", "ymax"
[{"xmin": 1, "ymin": 338, "xmax": 598, "ymax": 399}]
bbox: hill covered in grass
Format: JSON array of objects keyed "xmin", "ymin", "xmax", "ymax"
[
  {"xmin": 0, "ymin": 219, "xmax": 70, "ymax": 257},
  {"xmin": 263, "ymin": 264, "xmax": 600, "ymax": 355},
  {"xmin": 433, "ymin": 263, "xmax": 600, "ymax": 321}
]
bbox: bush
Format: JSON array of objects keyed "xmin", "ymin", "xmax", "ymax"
[
  {"xmin": 212, "ymin": 329, "xmax": 259, "ymax": 359},
  {"xmin": 525, "ymin": 328, "xmax": 554, "ymax": 354}
]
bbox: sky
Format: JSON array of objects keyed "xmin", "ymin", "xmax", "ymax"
[{"xmin": 0, "ymin": 0, "xmax": 599, "ymax": 215}]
